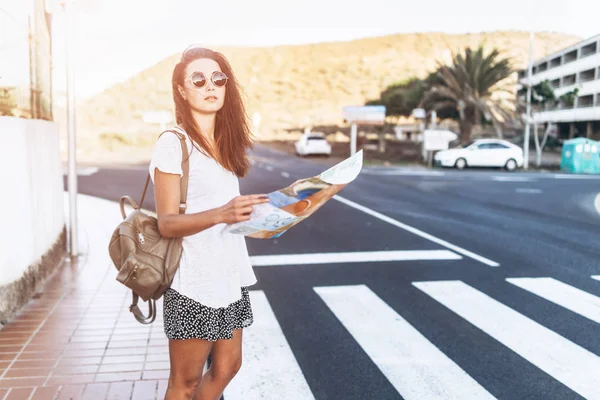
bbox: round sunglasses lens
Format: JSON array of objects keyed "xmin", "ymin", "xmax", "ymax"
[
  {"xmin": 191, "ymin": 72, "xmax": 206, "ymax": 88},
  {"xmin": 213, "ymin": 72, "xmax": 228, "ymax": 87}
]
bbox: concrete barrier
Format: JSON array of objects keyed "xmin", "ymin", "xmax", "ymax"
[{"xmin": 0, "ymin": 116, "xmax": 65, "ymax": 324}]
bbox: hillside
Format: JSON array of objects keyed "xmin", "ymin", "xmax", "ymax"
[{"xmin": 75, "ymin": 31, "xmax": 580, "ymax": 152}]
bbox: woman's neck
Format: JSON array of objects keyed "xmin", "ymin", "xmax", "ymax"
[{"xmin": 190, "ymin": 110, "xmax": 216, "ymax": 142}]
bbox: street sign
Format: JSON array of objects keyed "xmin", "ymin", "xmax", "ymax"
[
  {"xmin": 412, "ymin": 108, "xmax": 426, "ymax": 119},
  {"xmin": 423, "ymin": 129, "xmax": 458, "ymax": 151},
  {"xmin": 343, "ymin": 105, "xmax": 386, "ymax": 126}
]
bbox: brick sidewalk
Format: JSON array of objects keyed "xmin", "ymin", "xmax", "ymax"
[{"xmin": 0, "ymin": 194, "xmax": 170, "ymax": 400}]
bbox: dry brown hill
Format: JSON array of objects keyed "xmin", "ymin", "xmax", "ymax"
[{"xmin": 77, "ymin": 31, "xmax": 581, "ymax": 148}]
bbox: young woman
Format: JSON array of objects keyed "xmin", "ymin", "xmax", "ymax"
[{"xmin": 149, "ymin": 45, "xmax": 268, "ymax": 400}]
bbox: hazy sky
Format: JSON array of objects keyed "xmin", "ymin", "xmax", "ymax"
[{"xmin": 12, "ymin": 0, "xmax": 600, "ymax": 98}]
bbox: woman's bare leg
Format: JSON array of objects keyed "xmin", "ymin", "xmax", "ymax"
[
  {"xmin": 165, "ymin": 338, "xmax": 213, "ymax": 400},
  {"xmin": 193, "ymin": 329, "xmax": 243, "ymax": 400}
]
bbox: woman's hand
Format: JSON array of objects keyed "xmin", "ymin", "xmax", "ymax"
[{"xmin": 218, "ymin": 195, "xmax": 269, "ymax": 224}]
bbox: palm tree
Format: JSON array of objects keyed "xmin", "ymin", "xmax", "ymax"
[{"xmin": 421, "ymin": 45, "xmax": 515, "ymax": 143}]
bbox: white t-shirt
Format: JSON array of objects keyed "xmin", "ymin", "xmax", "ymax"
[{"xmin": 148, "ymin": 127, "xmax": 257, "ymax": 308}]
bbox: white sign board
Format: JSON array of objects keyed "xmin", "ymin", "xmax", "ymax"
[
  {"xmin": 343, "ymin": 105, "xmax": 386, "ymax": 126},
  {"xmin": 424, "ymin": 129, "xmax": 458, "ymax": 151},
  {"xmin": 412, "ymin": 108, "xmax": 426, "ymax": 119}
]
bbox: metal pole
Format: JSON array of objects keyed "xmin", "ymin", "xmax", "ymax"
[
  {"xmin": 65, "ymin": 0, "xmax": 78, "ymax": 258},
  {"xmin": 350, "ymin": 123, "xmax": 357, "ymax": 156},
  {"xmin": 523, "ymin": 31, "xmax": 534, "ymax": 170}
]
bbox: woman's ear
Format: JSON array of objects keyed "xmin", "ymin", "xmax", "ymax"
[{"xmin": 178, "ymin": 86, "xmax": 187, "ymax": 101}]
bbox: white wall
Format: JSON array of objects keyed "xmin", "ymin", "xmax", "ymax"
[
  {"xmin": 533, "ymin": 106, "xmax": 600, "ymax": 124},
  {"xmin": 0, "ymin": 117, "xmax": 64, "ymax": 285}
]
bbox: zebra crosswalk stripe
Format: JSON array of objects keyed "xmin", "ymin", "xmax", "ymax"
[
  {"xmin": 223, "ymin": 290, "xmax": 314, "ymax": 400},
  {"xmin": 506, "ymin": 277, "xmax": 600, "ymax": 324},
  {"xmin": 314, "ymin": 284, "xmax": 496, "ymax": 400},
  {"xmin": 413, "ymin": 280, "xmax": 600, "ymax": 400}
]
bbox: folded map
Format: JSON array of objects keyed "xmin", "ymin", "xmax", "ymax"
[{"xmin": 227, "ymin": 150, "xmax": 363, "ymax": 239}]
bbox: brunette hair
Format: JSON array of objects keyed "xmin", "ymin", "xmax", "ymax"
[{"xmin": 172, "ymin": 47, "xmax": 252, "ymax": 177}]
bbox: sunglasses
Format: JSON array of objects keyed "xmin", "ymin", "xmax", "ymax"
[{"xmin": 188, "ymin": 71, "xmax": 228, "ymax": 88}]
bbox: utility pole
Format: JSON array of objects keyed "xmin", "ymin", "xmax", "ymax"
[
  {"xmin": 63, "ymin": 0, "xmax": 78, "ymax": 258},
  {"xmin": 523, "ymin": 31, "xmax": 534, "ymax": 170}
]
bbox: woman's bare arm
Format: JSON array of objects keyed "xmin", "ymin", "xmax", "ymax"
[{"xmin": 153, "ymin": 169, "xmax": 268, "ymax": 238}]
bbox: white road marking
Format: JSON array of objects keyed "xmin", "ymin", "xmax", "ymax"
[
  {"xmin": 592, "ymin": 275, "xmax": 600, "ymax": 281},
  {"xmin": 595, "ymin": 193, "xmax": 600, "ymax": 214},
  {"xmin": 333, "ymin": 195, "xmax": 499, "ymax": 267},
  {"xmin": 224, "ymin": 291, "xmax": 314, "ymax": 400},
  {"xmin": 413, "ymin": 280, "xmax": 600, "ymax": 400},
  {"xmin": 250, "ymin": 250, "xmax": 461, "ymax": 267},
  {"xmin": 507, "ymin": 277, "xmax": 600, "ymax": 324},
  {"xmin": 553, "ymin": 173, "xmax": 600, "ymax": 180},
  {"xmin": 281, "ymin": 171, "xmax": 291, "ymax": 178},
  {"xmin": 265, "ymin": 165, "xmax": 274, "ymax": 171},
  {"xmin": 315, "ymin": 285, "xmax": 496, "ymax": 400},
  {"xmin": 515, "ymin": 188, "xmax": 542, "ymax": 194},
  {"xmin": 492, "ymin": 176, "xmax": 533, "ymax": 182}
]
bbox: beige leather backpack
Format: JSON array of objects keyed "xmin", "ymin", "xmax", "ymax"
[{"xmin": 108, "ymin": 128, "xmax": 189, "ymax": 324}]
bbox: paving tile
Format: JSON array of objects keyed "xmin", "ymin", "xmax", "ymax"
[
  {"xmin": 0, "ymin": 389, "xmax": 9, "ymax": 399},
  {"xmin": 5, "ymin": 387, "xmax": 34, "ymax": 400},
  {"xmin": 56, "ymin": 384, "xmax": 85, "ymax": 400},
  {"xmin": 69, "ymin": 335, "xmax": 111, "ymax": 344},
  {"xmin": 141, "ymin": 370, "xmax": 169, "ymax": 380},
  {"xmin": 109, "ymin": 334, "xmax": 148, "ymax": 342},
  {"xmin": 145, "ymin": 353, "xmax": 169, "ymax": 363},
  {"xmin": 144, "ymin": 361, "xmax": 170, "ymax": 371},
  {"xmin": 147, "ymin": 339, "xmax": 167, "ymax": 348},
  {"xmin": 10, "ymin": 360, "xmax": 56, "ymax": 369},
  {"xmin": 95, "ymin": 371, "xmax": 141, "ymax": 383},
  {"xmin": 53, "ymin": 365, "xmax": 99, "ymax": 375},
  {"xmin": 81, "ymin": 383, "xmax": 110, "ymax": 400},
  {"xmin": 65, "ymin": 342, "xmax": 108, "ymax": 351},
  {"xmin": 0, "ymin": 338, "xmax": 28, "ymax": 346},
  {"xmin": 46, "ymin": 374, "xmax": 95, "ymax": 386},
  {"xmin": 157, "ymin": 380, "xmax": 168, "ymax": 399},
  {"xmin": 106, "ymin": 381, "xmax": 134, "ymax": 400},
  {"xmin": 23, "ymin": 344, "xmax": 56, "ymax": 353},
  {"xmin": 57, "ymin": 357, "xmax": 102, "ymax": 367},
  {"xmin": 73, "ymin": 329, "xmax": 113, "ymax": 337},
  {"xmin": 18, "ymin": 352, "xmax": 63, "ymax": 361},
  {"xmin": 0, "ymin": 346, "xmax": 23, "ymax": 354},
  {"xmin": 30, "ymin": 386, "xmax": 61, "ymax": 400},
  {"xmin": 107, "ymin": 340, "xmax": 145, "ymax": 349},
  {"xmin": 101, "ymin": 355, "xmax": 145, "ymax": 365},
  {"xmin": 104, "ymin": 348, "xmax": 146, "ymax": 357},
  {"xmin": 0, "ymin": 354, "xmax": 16, "ymax": 362},
  {"xmin": 97, "ymin": 363, "xmax": 143, "ymax": 373},
  {"xmin": 131, "ymin": 380, "xmax": 157, "ymax": 400},
  {"xmin": 61, "ymin": 349, "xmax": 105, "ymax": 358},
  {"xmin": 0, "ymin": 377, "xmax": 46, "ymax": 388},
  {"xmin": 3, "ymin": 367, "xmax": 51, "ymax": 378}
]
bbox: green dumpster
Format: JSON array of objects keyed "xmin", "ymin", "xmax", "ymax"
[{"xmin": 560, "ymin": 138, "xmax": 600, "ymax": 174}]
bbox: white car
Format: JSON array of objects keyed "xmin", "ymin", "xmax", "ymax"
[
  {"xmin": 295, "ymin": 133, "xmax": 332, "ymax": 157},
  {"xmin": 434, "ymin": 139, "xmax": 524, "ymax": 171}
]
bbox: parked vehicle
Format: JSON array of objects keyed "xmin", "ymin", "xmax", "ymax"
[
  {"xmin": 433, "ymin": 139, "xmax": 524, "ymax": 171},
  {"xmin": 295, "ymin": 133, "xmax": 332, "ymax": 157}
]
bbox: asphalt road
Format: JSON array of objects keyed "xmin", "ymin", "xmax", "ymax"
[{"xmin": 66, "ymin": 144, "xmax": 600, "ymax": 400}]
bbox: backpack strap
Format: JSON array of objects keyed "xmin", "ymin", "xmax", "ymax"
[
  {"xmin": 129, "ymin": 292, "xmax": 156, "ymax": 325},
  {"xmin": 139, "ymin": 127, "xmax": 190, "ymax": 213}
]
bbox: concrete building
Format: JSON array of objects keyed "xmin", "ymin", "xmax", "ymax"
[{"xmin": 518, "ymin": 34, "xmax": 600, "ymax": 140}]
